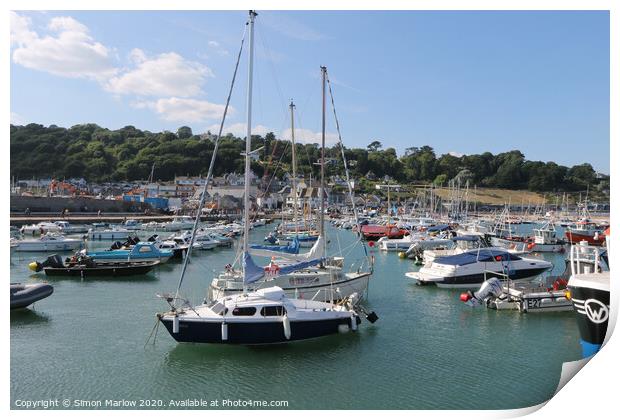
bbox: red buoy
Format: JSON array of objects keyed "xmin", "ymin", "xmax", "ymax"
[
  {"xmin": 460, "ymin": 292, "xmax": 471, "ymax": 302},
  {"xmin": 368, "ymin": 241, "xmax": 375, "ymax": 247}
]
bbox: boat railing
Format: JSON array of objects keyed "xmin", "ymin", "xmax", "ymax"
[{"xmin": 570, "ymin": 243, "xmax": 603, "ymax": 275}]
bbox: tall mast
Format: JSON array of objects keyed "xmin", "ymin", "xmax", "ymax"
[
  {"xmin": 290, "ymin": 100, "xmax": 299, "ymax": 234},
  {"xmin": 243, "ymin": 10, "xmax": 256, "ymax": 258},
  {"xmin": 320, "ymin": 66, "xmax": 327, "ymax": 243}
]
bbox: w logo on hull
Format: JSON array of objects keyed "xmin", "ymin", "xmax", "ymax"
[{"xmin": 584, "ymin": 299, "xmax": 609, "ymax": 324}]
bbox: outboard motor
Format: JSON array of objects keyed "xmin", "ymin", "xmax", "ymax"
[
  {"xmin": 29, "ymin": 254, "xmax": 65, "ymax": 272},
  {"xmin": 460, "ymin": 278, "xmax": 503, "ymax": 307},
  {"xmin": 110, "ymin": 241, "xmax": 123, "ymax": 250},
  {"xmin": 127, "ymin": 236, "xmax": 140, "ymax": 246}
]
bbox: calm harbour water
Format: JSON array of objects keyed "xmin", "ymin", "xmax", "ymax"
[{"xmin": 10, "ymin": 223, "xmax": 580, "ymax": 409}]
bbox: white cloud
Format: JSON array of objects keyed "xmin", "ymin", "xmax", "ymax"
[
  {"xmin": 207, "ymin": 122, "xmax": 271, "ymax": 138},
  {"xmin": 134, "ymin": 97, "xmax": 228, "ymax": 123},
  {"xmin": 449, "ymin": 151, "xmax": 464, "ymax": 157},
  {"xmin": 261, "ymin": 12, "xmax": 326, "ymax": 41},
  {"xmin": 207, "ymin": 40, "xmax": 229, "ymax": 56},
  {"xmin": 280, "ymin": 128, "xmax": 339, "ymax": 146},
  {"xmin": 107, "ymin": 50, "xmax": 213, "ymax": 97},
  {"xmin": 10, "ymin": 12, "xmax": 117, "ymax": 81},
  {"xmin": 11, "ymin": 112, "xmax": 26, "ymax": 125}
]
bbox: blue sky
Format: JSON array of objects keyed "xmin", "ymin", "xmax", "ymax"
[{"xmin": 10, "ymin": 10, "xmax": 610, "ymax": 172}]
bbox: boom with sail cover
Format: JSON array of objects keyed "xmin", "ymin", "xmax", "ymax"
[
  {"xmin": 250, "ymin": 238, "xmax": 300, "ymax": 254},
  {"xmin": 249, "ymin": 235, "xmax": 325, "ymax": 261},
  {"xmin": 243, "ymin": 251, "xmax": 325, "ymax": 284}
]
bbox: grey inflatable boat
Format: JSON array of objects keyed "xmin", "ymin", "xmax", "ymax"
[{"xmin": 10, "ymin": 283, "xmax": 54, "ymax": 310}]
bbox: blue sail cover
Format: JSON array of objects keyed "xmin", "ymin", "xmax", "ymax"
[
  {"xmin": 277, "ymin": 258, "xmax": 324, "ymax": 275},
  {"xmin": 243, "ymin": 252, "xmax": 324, "ymax": 284},
  {"xmin": 243, "ymin": 252, "xmax": 265, "ymax": 284},
  {"xmin": 250, "ymin": 237, "xmax": 300, "ymax": 254}
]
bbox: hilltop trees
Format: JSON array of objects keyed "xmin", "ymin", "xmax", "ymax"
[{"xmin": 9, "ymin": 123, "xmax": 607, "ymax": 196}]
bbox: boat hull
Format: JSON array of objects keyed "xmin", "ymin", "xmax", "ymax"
[
  {"xmin": 14, "ymin": 241, "xmax": 83, "ymax": 252},
  {"xmin": 569, "ymin": 283, "xmax": 610, "ymax": 357},
  {"xmin": 565, "ymin": 231, "xmax": 605, "ymax": 246},
  {"xmin": 43, "ymin": 262, "xmax": 158, "ymax": 276},
  {"xmin": 10, "ymin": 283, "xmax": 54, "ymax": 309},
  {"xmin": 160, "ymin": 316, "xmax": 358, "ymax": 345},
  {"xmin": 414, "ymin": 267, "xmax": 551, "ymax": 289}
]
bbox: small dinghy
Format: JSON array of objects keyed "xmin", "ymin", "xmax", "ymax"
[
  {"xmin": 11, "ymin": 283, "xmax": 54, "ymax": 309},
  {"xmin": 29, "ymin": 254, "xmax": 159, "ymax": 277}
]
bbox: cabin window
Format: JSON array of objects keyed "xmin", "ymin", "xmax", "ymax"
[
  {"xmin": 138, "ymin": 246, "xmax": 152, "ymax": 253},
  {"xmin": 260, "ymin": 306, "xmax": 287, "ymax": 316},
  {"xmin": 232, "ymin": 307, "xmax": 256, "ymax": 316}
]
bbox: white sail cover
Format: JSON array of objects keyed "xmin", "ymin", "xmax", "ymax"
[{"xmin": 249, "ymin": 234, "xmax": 325, "ymax": 261}]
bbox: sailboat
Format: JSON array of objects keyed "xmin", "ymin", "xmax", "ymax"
[
  {"xmin": 157, "ymin": 11, "xmax": 374, "ymax": 345},
  {"xmin": 209, "ymin": 66, "xmax": 373, "ymax": 303}
]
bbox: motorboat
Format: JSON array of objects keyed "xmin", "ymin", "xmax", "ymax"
[
  {"xmin": 406, "ymin": 248, "xmax": 552, "ymax": 288},
  {"xmin": 121, "ymin": 219, "xmax": 142, "ymax": 231},
  {"xmin": 29, "ymin": 254, "xmax": 159, "ymax": 277},
  {"xmin": 13, "ymin": 233, "xmax": 83, "ymax": 252},
  {"xmin": 415, "ymin": 235, "xmax": 492, "ymax": 265},
  {"xmin": 162, "ymin": 216, "xmax": 195, "ymax": 231},
  {"xmin": 53, "ymin": 221, "xmax": 90, "ymax": 234},
  {"xmin": 11, "ymin": 283, "xmax": 54, "ymax": 309},
  {"xmin": 143, "ymin": 234, "xmax": 189, "ymax": 259},
  {"xmin": 172, "ymin": 231, "xmax": 218, "ymax": 251},
  {"xmin": 251, "ymin": 218, "xmax": 267, "ymax": 227},
  {"xmin": 158, "ymin": 286, "xmax": 374, "ymax": 345},
  {"xmin": 379, "ymin": 225, "xmax": 451, "ymax": 252},
  {"xmin": 568, "ymin": 236, "xmax": 610, "ymax": 357},
  {"xmin": 173, "ymin": 231, "xmax": 220, "ymax": 250},
  {"xmin": 460, "ymin": 276, "xmax": 572, "ymax": 313},
  {"xmin": 83, "ymin": 241, "xmax": 173, "ymax": 263},
  {"xmin": 565, "ymin": 218, "xmax": 606, "ymax": 246},
  {"xmin": 88, "ymin": 227, "xmax": 131, "ymax": 240},
  {"xmin": 20, "ymin": 222, "xmax": 61, "ymax": 236},
  {"xmin": 526, "ymin": 221, "xmax": 567, "ymax": 252},
  {"xmin": 361, "ymin": 224, "xmax": 407, "ymax": 241},
  {"xmin": 142, "ymin": 221, "xmax": 166, "ymax": 231}
]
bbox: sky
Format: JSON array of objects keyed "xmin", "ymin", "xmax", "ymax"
[{"xmin": 9, "ymin": 10, "xmax": 610, "ymax": 173}]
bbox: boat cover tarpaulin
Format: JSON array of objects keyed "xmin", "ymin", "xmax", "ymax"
[
  {"xmin": 435, "ymin": 249, "xmax": 518, "ymax": 266},
  {"xmin": 427, "ymin": 224, "xmax": 450, "ymax": 232}
]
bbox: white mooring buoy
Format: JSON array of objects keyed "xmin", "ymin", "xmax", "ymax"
[{"xmin": 172, "ymin": 315, "xmax": 179, "ymax": 334}]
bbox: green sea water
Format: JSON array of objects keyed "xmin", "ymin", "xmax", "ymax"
[{"xmin": 10, "ymin": 224, "xmax": 580, "ymax": 409}]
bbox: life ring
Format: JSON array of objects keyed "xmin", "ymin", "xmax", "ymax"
[{"xmin": 553, "ymin": 278, "xmax": 568, "ymax": 291}]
